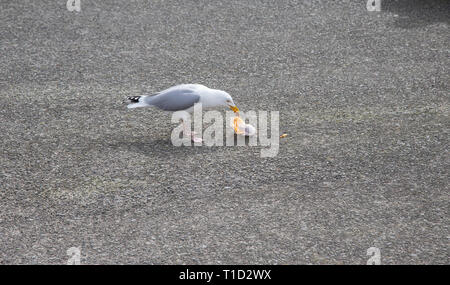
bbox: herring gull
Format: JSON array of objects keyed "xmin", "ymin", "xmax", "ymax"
[{"xmin": 127, "ymin": 84, "xmax": 239, "ymax": 142}]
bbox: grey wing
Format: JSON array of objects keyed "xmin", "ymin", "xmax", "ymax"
[{"xmin": 143, "ymin": 88, "xmax": 200, "ymax": 111}]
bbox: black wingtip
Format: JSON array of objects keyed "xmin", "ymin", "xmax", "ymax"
[{"xmin": 127, "ymin": 96, "xmax": 141, "ymax": 103}]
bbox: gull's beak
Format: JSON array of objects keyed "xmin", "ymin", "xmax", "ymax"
[{"xmin": 229, "ymin": 105, "xmax": 239, "ymax": 113}]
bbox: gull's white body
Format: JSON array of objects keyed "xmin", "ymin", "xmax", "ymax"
[{"xmin": 127, "ymin": 84, "xmax": 237, "ymax": 113}]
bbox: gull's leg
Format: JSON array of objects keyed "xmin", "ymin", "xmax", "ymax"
[
  {"xmin": 181, "ymin": 119, "xmax": 202, "ymax": 143},
  {"xmin": 182, "ymin": 119, "xmax": 191, "ymax": 137}
]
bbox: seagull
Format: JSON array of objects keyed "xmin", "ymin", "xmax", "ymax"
[{"xmin": 126, "ymin": 84, "xmax": 239, "ymax": 142}]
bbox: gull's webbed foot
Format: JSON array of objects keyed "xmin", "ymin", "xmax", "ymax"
[{"xmin": 191, "ymin": 133, "xmax": 203, "ymax": 143}]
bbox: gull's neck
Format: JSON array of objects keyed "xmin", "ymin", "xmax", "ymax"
[{"xmin": 199, "ymin": 88, "xmax": 225, "ymax": 108}]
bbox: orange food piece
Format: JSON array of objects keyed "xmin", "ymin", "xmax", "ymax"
[{"xmin": 233, "ymin": 117, "xmax": 245, "ymax": 134}]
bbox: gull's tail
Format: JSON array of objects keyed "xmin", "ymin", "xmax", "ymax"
[{"xmin": 127, "ymin": 96, "xmax": 149, "ymax": 109}]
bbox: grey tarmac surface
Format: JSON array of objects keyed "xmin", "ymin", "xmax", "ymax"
[{"xmin": 0, "ymin": 0, "xmax": 448, "ymax": 264}]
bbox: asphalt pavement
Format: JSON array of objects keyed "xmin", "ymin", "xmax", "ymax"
[{"xmin": 0, "ymin": 0, "xmax": 448, "ymax": 264}]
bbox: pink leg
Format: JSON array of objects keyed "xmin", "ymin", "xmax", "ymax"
[
  {"xmin": 182, "ymin": 120, "xmax": 191, "ymax": 136},
  {"xmin": 191, "ymin": 132, "xmax": 203, "ymax": 143},
  {"xmin": 182, "ymin": 120, "xmax": 202, "ymax": 143}
]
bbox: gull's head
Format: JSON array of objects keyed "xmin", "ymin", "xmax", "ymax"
[{"xmin": 217, "ymin": 91, "xmax": 239, "ymax": 113}]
